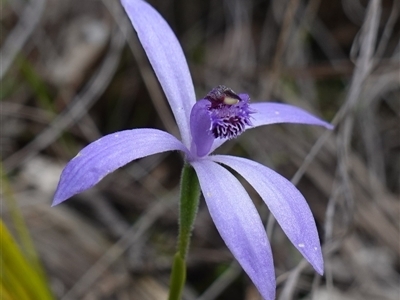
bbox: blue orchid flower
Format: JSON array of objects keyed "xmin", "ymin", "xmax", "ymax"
[{"xmin": 53, "ymin": 1, "xmax": 333, "ymax": 298}]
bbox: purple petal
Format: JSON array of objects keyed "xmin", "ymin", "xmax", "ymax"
[
  {"xmin": 190, "ymin": 99, "xmax": 214, "ymax": 157},
  {"xmin": 121, "ymin": 0, "xmax": 195, "ymax": 147},
  {"xmin": 210, "ymin": 155, "xmax": 324, "ymax": 275},
  {"xmin": 191, "ymin": 159, "xmax": 275, "ymax": 300},
  {"xmin": 53, "ymin": 129, "xmax": 187, "ymax": 206},
  {"xmin": 209, "ymin": 101, "xmax": 333, "ymax": 153},
  {"xmin": 250, "ymin": 102, "xmax": 334, "ymax": 130}
]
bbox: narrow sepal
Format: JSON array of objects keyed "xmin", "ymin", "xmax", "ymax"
[
  {"xmin": 211, "ymin": 155, "xmax": 324, "ymax": 275},
  {"xmin": 210, "ymin": 101, "xmax": 333, "ymax": 153},
  {"xmin": 53, "ymin": 129, "xmax": 187, "ymax": 206},
  {"xmin": 250, "ymin": 102, "xmax": 334, "ymax": 130},
  {"xmin": 121, "ymin": 0, "xmax": 196, "ymax": 147},
  {"xmin": 192, "ymin": 159, "xmax": 276, "ymax": 300}
]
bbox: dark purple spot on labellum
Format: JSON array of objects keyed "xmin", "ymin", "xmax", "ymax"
[{"xmin": 204, "ymin": 86, "xmax": 253, "ymax": 139}]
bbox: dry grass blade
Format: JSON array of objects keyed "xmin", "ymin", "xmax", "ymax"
[
  {"xmin": 61, "ymin": 193, "xmax": 177, "ymax": 300},
  {"xmin": 0, "ymin": 0, "xmax": 45, "ymax": 80},
  {"xmin": 3, "ymin": 26, "xmax": 125, "ymax": 172},
  {"xmin": 197, "ymin": 261, "xmax": 241, "ymax": 300}
]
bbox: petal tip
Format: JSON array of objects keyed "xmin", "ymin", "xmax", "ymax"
[
  {"xmin": 51, "ymin": 188, "xmax": 71, "ymax": 207},
  {"xmin": 307, "ymin": 246, "xmax": 324, "ymax": 276},
  {"xmin": 325, "ymin": 123, "xmax": 335, "ymax": 130},
  {"xmin": 315, "ymin": 262, "xmax": 324, "ymax": 276},
  {"xmin": 51, "ymin": 198, "xmax": 63, "ymax": 207}
]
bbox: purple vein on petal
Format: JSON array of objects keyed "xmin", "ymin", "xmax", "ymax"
[
  {"xmin": 191, "ymin": 159, "xmax": 276, "ymax": 300},
  {"xmin": 121, "ymin": 0, "xmax": 196, "ymax": 147},
  {"xmin": 53, "ymin": 129, "xmax": 188, "ymax": 206},
  {"xmin": 210, "ymin": 155, "xmax": 324, "ymax": 275}
]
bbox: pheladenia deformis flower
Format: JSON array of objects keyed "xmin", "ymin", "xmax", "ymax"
[{"xmin": 52, "ymin": 0, "xmax": 334, "ymax": 299}]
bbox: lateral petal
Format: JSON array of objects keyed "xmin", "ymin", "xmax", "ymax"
[
  {"xmin": 210, "ymin": 155, "xmax": 324, "ymax": 275},
  {"xmin": 250, "ymin": 102, "xmax": 333, "ymax": 129},
  {"xmin": 53, "ymin": 129, "xmax": 187, "ymax": 206},
  {"xmin": 121, "ymin": 0, "xmax": 196, "ymax": 147},
  {"xmin": 191, "ymin": 159, "xmax": 275, "ymax": 300},
  {"xmin": 210, "ymin": 101, "xmax": 333, "ymax": 153}
]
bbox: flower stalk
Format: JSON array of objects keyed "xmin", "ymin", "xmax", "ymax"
[
  {"xmin": 168, "ymin": 164, "xmax": 201, "ymax": 300},
  {"xmin": 168, "ymin": 253, "xmax": 186, "ymax": 300},
  {"xmin": 177, "ymin": 164, "xmax": 201, "ymax": 259}
]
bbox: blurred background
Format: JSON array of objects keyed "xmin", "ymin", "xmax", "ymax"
[{"xmin": 1, "ymin": 0, "xmax": 399, "ymax": 299}]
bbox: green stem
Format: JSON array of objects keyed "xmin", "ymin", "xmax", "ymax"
[
  {"xmin": 168, "ymin": 164, "xmax": 201, "ymax": 300},
  {"xmin": 177, "ymin": 164, "xmax": 201, "ymax": 259},
  {"xmin": 167, "ymin": 253, "xmax": 186, "ymax": 300}
]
